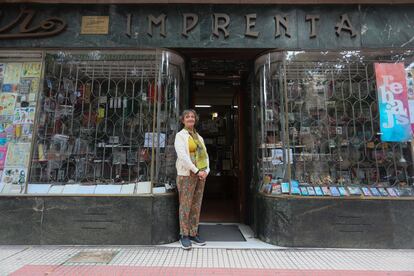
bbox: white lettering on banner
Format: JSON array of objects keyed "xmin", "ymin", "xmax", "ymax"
[{"xmin": 379, "ymin": 75, "xmax": 410, "ymax": 128}]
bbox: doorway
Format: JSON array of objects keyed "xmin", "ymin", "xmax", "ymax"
[{"xmin": 175, "ymin": 49, "xmax": 261, "ymax": 224}]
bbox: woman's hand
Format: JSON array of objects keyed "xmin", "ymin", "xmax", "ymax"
[{"xmin": 198, "ymin": 171, "xmax": 208, "ymax": 180}]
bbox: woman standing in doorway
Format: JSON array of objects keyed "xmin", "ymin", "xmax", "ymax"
[{"xmin": 174, "ymin": 109, "xmax": 210, "ymax": 250}]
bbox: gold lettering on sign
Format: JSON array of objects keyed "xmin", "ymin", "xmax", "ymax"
[
  {"xmin": 81, "ymin": 16, "xmax": 109, "ymax": 35},
  {"xmin": 0, "ymin": 9, "xmax": 66, "ymax": 39}
]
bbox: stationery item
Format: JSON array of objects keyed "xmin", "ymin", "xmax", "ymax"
[
  {"xmin": 395, "ymin": 188, "xmax": 413, "ymax": 197},
  {"xmin": 271, "ymin": 183, "xmax": 281, "ymax": 195},
  {"xmin": 330, "ymin": 186, "xmax": 341, "ymax": 197},
  {"xmin": 377, "ymin": 187, "xmax": 389, "ymax": 197},
  {"xmin": 291, "ymin": 186, "xmax": 301, "ymax": 195},
  {"xmin": 338, "ymin": 186, "xmax": 349, "ymax": 196},
  {"xmin": 5, "ymin": 143, "xmax": 31, "ymax": 167},
  {"xmin": 386, "ymin": 187, "xmax": 398, "ymax": 197},
  {"xmin": 307, "ymin": 186, "xmax": 316, "ymax": 196},
  {"xmin": 4, "ymin": 63, "xmax": 22, "ymax": 83},
  {"xmin": 13, "ymin": 107, "xmax": 35, "ymax": 124},
  {"xmin": 321, "ymin": 186, "xmax": 331, "ymax": 196},
  {"xmin": 136, "ymin": 181, "xmax": 151, "ymax": 194},
  {"xmin": 1, "ymin": 167, "xmax": 27, "ymax": 186},
  {"xmin": 0, "ymin": 94, "xmax": 17, "ymax": 116},
  {"xmin": 291, "ymin": 180, "xmax": 300, "ymax": 188},
  {"xmin": 314, "ymin": 186, "xmax": 323, "ymax": 196},
  {"xmin": 0, "ymin": 146, "xmax": 7, "ymax": 169},
  {"xmin": 19, "ymin": 79, "xmax": 32, "ymax": 95},
  {"xmin": 362, "ymin": 187, "xmax": 372, "ymax": 196},
  {"xmin": 281, "ymin": 182, "xmax": 290, "ymax": 194},
  {"xmin": 21, "ymin": 62, "xmax": 41, "ymax": 77},
  {"xmin": 370, "ymin": 187, "xmax": 381, "ymax": 197},
  {"xmin": 348, "ymin": 186, "xmax": 362, "ymax": 196},
  {"xmin": 2, "ymin": 83, "xmax": 18, "ymax": 93},
  {"xmin": 300, "ymin": 186, "xmax": 309, "ymax": 196},
  {"xmin": 263, "ymin": 183, "xmax": 272, "ymax": 194}
]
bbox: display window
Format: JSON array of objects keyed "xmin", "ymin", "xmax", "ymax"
[
  {"xmin": 0, "ymin": 49, "xmax": 185, "ymax": 195},
  {"xmin": 255, "ymin": 50, "xmax": 414, "ymax": 198}
]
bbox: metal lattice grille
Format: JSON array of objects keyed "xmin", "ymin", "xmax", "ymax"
[
  {"xmin": 29, "ymin": 50, "xmax": 184, "ymax": 188},
  {"xmin": 256, "ymin": 50, "xmax": 414, "ymax": 190}
]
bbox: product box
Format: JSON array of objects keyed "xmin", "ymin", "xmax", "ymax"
[
  {"xmin": 370, "ymin": 187, "xmax": 381, "ymax": 197},
  {"xmin": 281, "ymin": 182, "xmax": 290, "ymax": 194},
  {"xmin": 321, "ymin": 186, "xmax": 331, "ymax": 196},
  {"xmin": 299, "ymin": 186, "xmax": 309, "ymax": 196},
  {"xmin": 362, "ymin": 187, "xmax": 372, "ymax": 196},
  {"xmin": 330, "ymin": 186, "xmax": 341, "ymax": 197},
  {"xmin": 348, "ymin": 186, "xmax": 362, "ymax": 196},
  {"xmin": 307, "ymin": 186, "xmax": 316, "ymax": 196},
  {"xmin": 314, "ymin": 186, "xmax": 323, "ymax": 196},
  {"xmin": 386, "ymin": 187, "xmax": 398, "ymax": 197},
  {"xmin": 338, "ymin": 186, "xmax": 349, "ymax": 196},
  {"xmin": 377, "ymin": 187, "xmax": 389, "ymax": 197}
]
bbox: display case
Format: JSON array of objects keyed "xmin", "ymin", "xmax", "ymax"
[
  {"xmin": 254, "ymin": 50, "xmax": 414, "ymax": 198},
  {"xmin": 17, "ymin": 49, "xmax": 185, "ymax": 195},
  {"xmin": 0, "ymin": 52, "xmax": 44, "ymax": 194}
]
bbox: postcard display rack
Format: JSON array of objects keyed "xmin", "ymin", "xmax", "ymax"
[
  {"xmin": 0, "ymin": 50, "xmax": 184, "ymax": 195},
  {"xmin": 255, "ymin": 51, "xmax": 414, "ymax": 199},
  {"xmin": 0, "ymin": 52, "xmax": 43, "ymax": 194}
]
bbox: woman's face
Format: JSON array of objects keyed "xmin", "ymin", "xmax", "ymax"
[{"xmin": 183, "ymin": 112, "xmax": 196, "ymax": 129}]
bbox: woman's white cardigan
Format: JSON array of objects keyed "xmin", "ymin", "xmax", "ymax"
[{"xmin": 174, "ymin": 128, "xmax": 210, "ymax": 176}]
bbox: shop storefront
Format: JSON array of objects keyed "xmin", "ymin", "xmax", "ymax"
[{"xmin": 0, "ymin": 2, "xmax": 413, "ymax": 248}]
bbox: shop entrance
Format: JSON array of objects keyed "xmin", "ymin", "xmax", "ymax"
[{"xmin": 176, "ymin": 49, "xmax": 261, "ymax": 224}]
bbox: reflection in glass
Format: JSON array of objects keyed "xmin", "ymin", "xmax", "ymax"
[{"xmin": 255, "ymin": 50, "xmax": 414, "ymax": 194}]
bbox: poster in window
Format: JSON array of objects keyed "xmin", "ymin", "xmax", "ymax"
[
  {"xmin": 13, "ymin": 107, "xmax": 36, "ymax": 125},
  {"xmin": 21, "ymin": 62, "xmax": 41, "ymax": 78},
  {"xmin": 1, "ymin": 167, "xmax": 27, "ymax": 186},
  {"xmin": 1, "ymin": 83, "xmax": 18, "ymax": 93},
  {"xmin": 5, "ymin": 142, "xmax": 31, "ymax": 167},
  {"xmin": 0, "ymin": 146, "xmax": 7, "ymax": 169},
  {"xmin": 19, "ymin": 78, "xmax": 32, "ymax": 95},
  {"xmin": 0, "ymin": 94, "xmax": 17, "ymax": 116},
  {"xmin": 374, "ymin": 63, "xmax": 411, "ymax": 142},
  {"xmin": 3, "ymin": 63, "xmax": 22, "ymax": 84}
]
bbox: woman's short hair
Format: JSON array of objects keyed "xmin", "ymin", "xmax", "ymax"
[{"xmin": 180, "ymin": 109, "xmax": 199, "ymax": 124}]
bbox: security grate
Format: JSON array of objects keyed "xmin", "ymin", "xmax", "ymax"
[{"xmin": 29, "ymin": 50, "xmax": 184, "ymax": 188}]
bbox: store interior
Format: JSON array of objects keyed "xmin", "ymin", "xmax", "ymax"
[{"xmin": 178, "ymin": 49, "xmax": 261, "ymax": 223}]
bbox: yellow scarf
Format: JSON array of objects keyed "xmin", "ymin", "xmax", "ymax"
[{"xmin": 185, "ymin": 127, "xmax": 208, "ymax": 170}]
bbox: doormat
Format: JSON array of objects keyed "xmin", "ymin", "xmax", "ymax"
[
  {"xmin": 198, "ymin": 224, "xmax": 246, "ymax": 241},
  {"xmin": 66, "ymin": 251, "xmax": 119, "ymax": 264}
]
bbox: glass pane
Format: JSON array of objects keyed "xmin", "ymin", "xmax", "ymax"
[
  {"xmin": 28, "ymin": 50, "xmax": 184, "ymax": 195},
  {"xmin": 256, "ymin": 50, "xmax": 414, "ymax": 197}
]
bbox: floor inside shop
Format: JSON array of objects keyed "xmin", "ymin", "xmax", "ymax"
[{"xmin": 175, "ymin": 49, "xmax": 263, "ymax": 225}]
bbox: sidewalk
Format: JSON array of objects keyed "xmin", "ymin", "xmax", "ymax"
[{"xmin": 2, "ymin": 245, "xmax": 414, "ymax": 276}]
